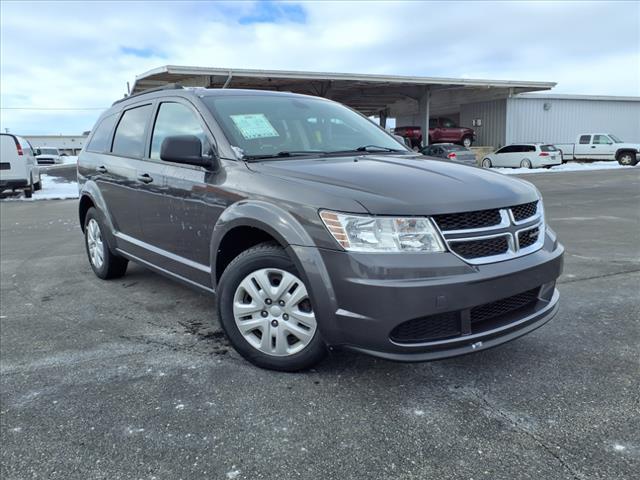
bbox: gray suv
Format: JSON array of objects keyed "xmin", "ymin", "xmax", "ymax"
[{"xmin": 78, "ymin": 85, "xmax": 564, "ymax": 371}]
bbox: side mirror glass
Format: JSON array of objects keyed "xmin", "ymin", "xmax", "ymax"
[
  {"xmin": 35, "ymin": 149, "xmax": 41, "ymax": 156},
  {"xmin": 160, "ymin": 135, "xmax": 219, "ymax": 169}
]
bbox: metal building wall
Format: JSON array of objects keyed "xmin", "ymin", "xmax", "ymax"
[
  {"xmin": 460, "ymin": 99, "xmax": 507, "ymax": 148},
  {"xmin": 506, "ymin": 96, "xmax": 640, "ymax": 145}
]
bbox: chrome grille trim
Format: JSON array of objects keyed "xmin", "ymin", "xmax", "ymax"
[{"xmin": 435, "ymin": 200, "xmax": 544, "ymax": 265}]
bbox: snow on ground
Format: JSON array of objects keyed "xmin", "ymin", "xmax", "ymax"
[
  {"xmin": 33, "ymin": 174, "xmax": 79, "ymax": 200},
  {"xmin": 61, "ymin": 155, "xmax": 78, "ymax": 165},
  {"xmin": 493, "ymin": 160, "xmax": 637, "ymax": 175},
  {"xmin": 1, "ymin": 174, "xmax": 78, "ymax": 201}
]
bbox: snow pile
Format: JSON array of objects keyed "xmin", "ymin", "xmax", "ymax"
[
  {"xmin": 61, "ymin": 155, "xmax": 78, "ymax": 165},
  {"xmin": 31, "ymin": 174, "xmax": 79, "ymax": 200},
  {"xmin": 494, "ymin": 161, "xmax": 637, "ymax": 175}
]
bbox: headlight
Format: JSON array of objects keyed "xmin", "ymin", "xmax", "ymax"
[{"xmin": 320, "ymin": 210, "xmax": 445, "ymax": 253}]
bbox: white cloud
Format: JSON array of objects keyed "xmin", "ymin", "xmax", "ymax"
[{"xmin": 1, "ymin": 0, "xmax": 638, "ymax": 134}]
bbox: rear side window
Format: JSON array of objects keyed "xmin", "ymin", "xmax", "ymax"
[
  {"xmin": 579, "ymin": 135, "xmax": 591, "ymax": 144},
  {"xmin": 150, "ymin": 102, "xmax": 208, "ymax": 160},
  {"xmin": 87, "ymin": 114, "xmax": 117, "ymax": 153},
  {"xmin": 541, "ymin": 145, "xmax": 558, "ymax": 152},
  {"xmin": 525, "ymin": 145, "xmax": 536, "ymax": 152},
  {"xmin": 112, "ymin": 105, "xmax": 153, "ymax": 158}
]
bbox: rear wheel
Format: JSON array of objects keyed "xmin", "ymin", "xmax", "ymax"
[
  {"xmin": 217, "ymin": 242, "xmax": 327, "ymax": 371},
  {"xmin": 462, "ymin": 136, "xmax": 472, "ymax": 148},
  {"xmin": 33, "ymin": 180, "xmax": 42, "ymax": 191},
  {"xmin": 84, "ymin": 207, "xmax": 128, "ymax": 279},
  {"xmin": 24, "ymin": 176, "xmax": 33, "ymax": 198},
  {"xmin": 520, "ymin": 159, "xmax": 532, "ymax": 169},
  {"xmin": 482, "ymin": 158, "xmax": 492, "ymax": 168},
  {"xmin": 617, "ymin": 151, "xmax": 638, "ymax": 166}
]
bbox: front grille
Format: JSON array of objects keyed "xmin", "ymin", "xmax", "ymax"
[
  {"xmin": 471, "ymin": 288, "xmax": 539, "ymax": 324},
  {"xmin": 518, "ymin": 227, "xmax": 540, "ymax": 249},
  {"xmin": 450, "ymin": 235, "xmax": 509, "ymax": 259},
  {"xmin": 390, "ymin": 312, "xmax": 460, "ymax": 343},
  {"xmin": 511, "ymin": 201, "xmax": 538, "ymax": 222},
  {"xmin": 0, "ymin": 162, "xmax": 10, "ymax": 170},
  {"xmin": 433, "ymin": 208, "xmax": 501, "ymax": 231}
]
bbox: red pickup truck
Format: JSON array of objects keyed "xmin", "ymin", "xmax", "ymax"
[{"xmin": 394, "ymin": 118, "xmax": 476, "ymax": 149}]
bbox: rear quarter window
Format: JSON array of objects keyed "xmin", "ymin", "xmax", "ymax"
[
  {"xmin": 87, "ymin": 113, "xmax": 118, "ymax": 153},
  {"xmin": 579, "ymin": 135, "xmax": 591, "ymax": 144}
]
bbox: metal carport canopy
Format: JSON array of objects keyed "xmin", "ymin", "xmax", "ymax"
[{"xmin": 132, "ymin": 65, "xmax": 555, "ymax": 117}]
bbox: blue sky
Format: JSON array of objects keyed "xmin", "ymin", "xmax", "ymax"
[{"xmin": 1, "ymin": 0, "xmax": 638, "ymax": 135}]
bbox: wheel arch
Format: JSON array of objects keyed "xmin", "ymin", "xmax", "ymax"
[{"xmin": 210, "ymin": 201, "xmax": 316, "ymax": 289}]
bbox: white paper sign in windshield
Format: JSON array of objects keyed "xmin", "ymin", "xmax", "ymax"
[{"xmin": 230, "ymin": 114, "xmax": 279, "ymax": 140}]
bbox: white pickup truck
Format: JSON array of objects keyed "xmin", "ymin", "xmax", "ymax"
[{"xmin": 556, "ymin": 134, "xmax": 639, "ymax": 166}]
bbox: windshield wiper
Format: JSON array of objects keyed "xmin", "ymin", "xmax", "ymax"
[
  {"xmin": 243, "ymin": 150, "xmax": 327, "ymax": 161},
  {"xmin": 327, "ymin": 145, "xmax": 405, "ymax": 154}
]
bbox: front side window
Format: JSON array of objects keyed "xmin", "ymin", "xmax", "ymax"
[
  {"xmin": 441, "ymin": 118, "xmax": 457, "ymax": 128},
  {"xmin": 204, "ymin": 95, "xmax": 407, "ymax": 159},
  {"xmin": 87, "ymin": 113, "xmax": 117, "ymax": 153},
  {"xmin": 593, "ymin": 135, "xmax": 611, "ymax": 145},
  {"xmin": 579, "ymin": 135, "xmax": 591, "ymax": 144},
  {"xmin": 609, "ymin": 134, "xmax": 623, "ymax": 143},
  {"xmin": 111, "ymin": 104, "xmax": 153, "ymax": 158},
  {"xmin": 150, "ymin": 102, "xmax": 208, "ymax": 160}
]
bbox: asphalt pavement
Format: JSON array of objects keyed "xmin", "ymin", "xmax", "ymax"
[{"xmin": 1, "ymin": 168, "xmax": 639, "ymax": 479}]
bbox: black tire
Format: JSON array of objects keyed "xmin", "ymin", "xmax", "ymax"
[
  {"xmin": 217, "ymin": 242, "xmax": 327, "ymax": 372},
  {"xmin": 520, "ymin": 159, "xmax": 532, "ymax": 169},
  {"xmin": 617, "ymin": 151, "xmax": 638, "ymax": 166},
  {"xmin": 84, "ymin": 207, "xmax": 128, "ymax": 279},
  {"xmin": 23, "ymin": 186, "xmax": 33, "ymax": 198},
  {"xmin": 481, "ymin": 158, "xmax": 492, "ymax": 168},
  {"xmin": 33, "ymin": 181, "xmax": 42, "ymax": 191}
]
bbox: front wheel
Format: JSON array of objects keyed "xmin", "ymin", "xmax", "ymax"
[
  {"xmin": 462, "ymin": 136, "xmax": 472, "ymax": 148},
  {"xmin": 217, "ymin": 242, "xmax": 327, "ymax": 371},
  {"xmin": 481, "ymin": 158, "xmax": 492, "ymax": 168},
  {"xmin": 617, "ymin": 151, "xmax": 638, "ymax": 166}
]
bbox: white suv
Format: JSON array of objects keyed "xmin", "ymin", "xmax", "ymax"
[
  {"xmin": 0, "ymin": 134, "xmax": 41, "ymax": 198},
  {"xmin": 482, "ymin": 144, "xmax": 562, "ymax": 169}
]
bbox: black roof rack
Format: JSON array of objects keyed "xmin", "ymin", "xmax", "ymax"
[{"xmin": 112, "ymin": 83, "xmax": 184, "ymax": 106}]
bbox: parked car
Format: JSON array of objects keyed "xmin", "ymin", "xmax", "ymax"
[
  {"xmin": 421, "ymin": 143, "xmax": 477, "ymax": 165},
  {"xmin": 394, "ymin": 118, "xmax": 476, "ymax": 149},
  {"xmin": 481, "ymin": 144, "xmax": 562, "ymax": 169},
  {"xmin": 35, "ymin": 147, "xmax": 64, "ymax": 165},
  {"xmin": 555, "ymin": 133, "xmax": 639, "ymax": 166},
  {"xmin": 78, "ymin": 85, "xmax": 563, "ymax": 371},
  {"xmin": 0, "ymin": 133, "xmax": 41, "ymax": 198}
]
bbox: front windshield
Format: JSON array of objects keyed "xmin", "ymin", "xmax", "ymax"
[
  {"xmin": 203, "ymin": 95, "xmax": 408, "ymax": 159},
  {"xmin": 609, "ymin": 134, "xmax": 623, "ymax": 143},
  {"xmin": 40, "ymin": 148, "xmax": 57, "ymax": 155}
]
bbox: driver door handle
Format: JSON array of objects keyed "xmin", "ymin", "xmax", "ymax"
[
  {"xmin": 137, "ymin": 173, "xmax": 154, "ymax": 184},
  {"xmin": 97, "ymin": 165, "xmax": 107, "ymax": 173}
]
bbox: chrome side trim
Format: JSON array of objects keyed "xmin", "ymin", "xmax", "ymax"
[{"xmin": 115, "ymin": 232, "xmax": 211, "ymax": 274}]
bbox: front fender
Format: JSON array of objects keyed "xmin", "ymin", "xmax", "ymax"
[{"xmin": 209, "ymin": 200, "xmax": 317, "ymax": 288}]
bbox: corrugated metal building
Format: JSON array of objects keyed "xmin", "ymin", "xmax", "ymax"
[{"xmin": 463, "ymin": 94, "xmax": 640, "ymax": 148}]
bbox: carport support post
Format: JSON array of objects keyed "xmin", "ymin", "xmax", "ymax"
[
  {"xmin": 418, "ymin": 87, "xmax": 431, "ymax": 148},
  {"xmin": 379, "ymin": 109, "xmax": 388, "ymax": 129}
]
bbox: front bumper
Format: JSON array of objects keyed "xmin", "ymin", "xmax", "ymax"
[{"xmin": 291, "ymin": 229, "xmax": 563, "ymax": 361}]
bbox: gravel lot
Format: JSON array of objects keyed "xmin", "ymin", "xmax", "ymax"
[{"xmin": 1, "ymin": 168, "xmax": 639, "ymax": 479}]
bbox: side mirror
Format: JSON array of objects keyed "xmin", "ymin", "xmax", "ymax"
[
  {"xmin": 35, "ymin": 149, "xmax": 41, "ymax": 156},
  {"xmin": 160, "ymin": 135, "xmax": 218, "ymax": 169}
]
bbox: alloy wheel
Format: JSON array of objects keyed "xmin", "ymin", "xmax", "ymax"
[{"xmin": 86, "ymin": 218, "xmax": 104, "ymax": 269}]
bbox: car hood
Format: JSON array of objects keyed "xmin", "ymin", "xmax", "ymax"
[
  {"xmin": 247, "ymin": 154, "xmax": 538, "ymax": 215},
  {"xmin": 617, "ymin": 143, "xmax": 640, "ymax": 150}
]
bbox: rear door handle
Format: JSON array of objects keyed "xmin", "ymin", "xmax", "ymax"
[
  {"xmin": 97, "ymin": 165, "xmax": 107, "ymax": 173},
  {"xmin": 591, "ymin": 146, "xmax": 596, "ymax": 148},
  {"xmin": 137, "ymin": 173, "xmax": 154, "ymax": 184}
]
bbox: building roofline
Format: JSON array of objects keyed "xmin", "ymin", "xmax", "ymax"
[
  {"xmin": 134, "ymin": 65, "xmax": 557, "ymax": 90},
  {"xmin": 513, "ymin": 93, "xmax": 640, "ymax": 102}
]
